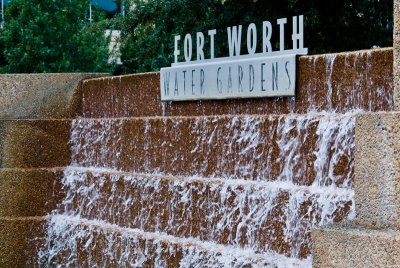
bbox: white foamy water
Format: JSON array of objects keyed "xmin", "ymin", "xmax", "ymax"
[
  {"xmin": 304, "ymin": 50, "xmax": 393, "ymax": 113},
  {"xmin": 69, "ymin": 112, "xmax": 357, "ymax": 188},
  {"xmin": 38, "ymin": 215, "xmax": 311, "ymax": 268},
  {"xmin": 48, "ymin": 167, "xmax": 353, "ymax": 257},
  {"xmin": 36, "ymin": 48, "xmax": 396, "ymax": 267},
  {"xmin": 37, "ymin": 109, "xmax": 361, "ymax": 267}
]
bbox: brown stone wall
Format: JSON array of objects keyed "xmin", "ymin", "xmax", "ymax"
[
  {"xmin": 82, "ymin": 48, "xmax": 393, "ymax": 118},
  {"xmin": 0, "ymin": 217, "xmax": 47, "ymax": 268},
  {"xmin": 41, "ymin": 219, "xmax": 305, "ymax": 267},
  {"xmin": 58, "ymin": 169, "xmax": 352, "ymax": 259},
  {"xmin": 71, "ymin": 115, "xmax": 354, "ymax": 186},
  {"xmin": 0, "ymin": 120, "xmax": 71, "ymax": 168},
  {"xmin": 0, "ymin": 169, "xmax": 64, "ymax": 217},
  {"xmin": 0, "ymin": 73, "xmax": 110, "ymax": 267},
  {"xmin": 312, "ymin": 112, "xmax": 400, "ymax": 266},
  {"xmin": 0, "ymin": 47, "xmax": 393, "ymax": 266},
  {"xmin": 0, "ymin": 73, "xmax": 107, "ymax": 119}
]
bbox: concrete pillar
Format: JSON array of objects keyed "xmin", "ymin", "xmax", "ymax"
[
  {"xmin": 355, "ymin": 112, "xmax": 400, "ymax": 229},
  {"xmin": 313, "ymin": 112, "xmax": 400, "ymax": 268}
]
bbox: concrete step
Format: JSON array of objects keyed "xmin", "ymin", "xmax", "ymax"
[
  {"xmin": 0, "ymin": 216, "xmax": 47, "ymax": 268},
  {"xmin": 0, "ymin": 73, "xmax": 107, "ymax": 119},
  {"xmin": 39, "ymin": 215, "xmax": 311, "ymax": 267},
  {"xmin": 57, "ymin": 167, "xmax": 354, "ymax": 259},
  {"xmin": 81, "ymin": 48, "xmax": 393, "ymax": 118},
  {"xmin": 312, "ymin": 223, "xmax": 400, "ymax": 268},
  {"xmin": 0, "ymin": 168, "xmax": 64, "ymax": 217},
  {"xmin": 71, "ymin": 113, "xmax": 356, "ymax": 186},
  {"xmin": 0, "ymin": 120, "xmax": 71, "ymax": 168}
]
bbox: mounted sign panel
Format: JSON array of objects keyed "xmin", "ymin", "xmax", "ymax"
[{"xmin": 160, "ymin": 15, "xmax": 308, "ymax": 101}]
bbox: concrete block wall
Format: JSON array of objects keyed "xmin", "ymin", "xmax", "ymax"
[
  {"xmin": 312, "ymin": 111, "xmax": 400, "ymax": 267},
  {"xmin": 0, "ymin": 74, "xmax": 106, "ymax": 267},
  {"xmin": 355, "ymin": 112, "xmax": 400, "ymax": 229},
  {"xmin": 49, "ymin": 49, "xmax": 394, "ymax": 265},
  {"xmin": 0, "ymin": 48, "xmax": 396, "ymax": 266},
  {"xmin": 312, "ymin": 2, "xmax": 400, "ymax": 263},
  {"xmin": 0, "ymin": 73, "xmax": 106, "ymax": 119},
  {"xmin": 312, "ymin": 223, "xmax": 400, "ymax": 268}
]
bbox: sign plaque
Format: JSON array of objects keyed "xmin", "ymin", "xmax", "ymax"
[{"xmin": 161, "ymin": 15, "xmax": 308, "ymax": 101}]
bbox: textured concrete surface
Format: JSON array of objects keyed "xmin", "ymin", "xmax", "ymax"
[
  {"xmin": 0, "ymin": 217, "xmax": 47, "ymax": 268},
  {"xmin": 355, "ymin": 111, "xmax": 400, "ymax": 228},
  {"xmin": 312, "ymin": 223, "xmax": 400, "ymax": 268},
  {"xmin": 394, "ymin": 1, "xmax": 400, "ymax": 110},
  {"xmin": 82, "ymin": 49, "xmax": 393, "ymax": 118},
  {"xmin": 0, "ymin": 168, "xmax": 64, "ymax": 217},
  {"xmin": 0, "ymin": 120, "xmax": 71, "ymax": 168},
  {"xmin": 0, "ymin": 73, "xmax": 107, "ymax": 119},
  {"xmin": 72, "ymin": 115, "xmax": 354, "ymax": 185}
]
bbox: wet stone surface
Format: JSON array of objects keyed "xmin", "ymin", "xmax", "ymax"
[{"xmin": 82, "ymin": 49, "xmax": 393, "ymax": 118}]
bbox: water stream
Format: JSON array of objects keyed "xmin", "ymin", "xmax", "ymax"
[
  {"xmin": 37, "ymin": 51, "xmax": 392, "ymax": 267},
  {"xmin": 38, "ymin": 112, "xmax": 356, "ymax": 267}
]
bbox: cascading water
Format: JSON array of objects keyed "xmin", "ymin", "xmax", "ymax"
[
  {"xmin": 37, "ymin": 113, "xmax": 355, "ymax": 267},
  {"xmin": 37, "ymin": 51, "xmax": 392, "ymax": 267}
]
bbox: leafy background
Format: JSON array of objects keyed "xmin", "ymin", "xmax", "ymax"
[{"xmin": 0, "ymin": 0, "xmax": 393, "ymax": 74}]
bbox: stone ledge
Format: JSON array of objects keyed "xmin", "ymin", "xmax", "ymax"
[
  {"xmin": 81, "ymin": 48, "xmax": 393, "ymax": 118},
  {"xmin": 312, "ymin": 223, "xmax": 400, "ymax": 268},
  {"xmin": 0, "ymin": 73, "xmax": 108, "ymax": 119}
]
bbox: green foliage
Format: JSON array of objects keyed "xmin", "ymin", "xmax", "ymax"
[
  {"xmin": 0, "ymin": 0, "xmax": 110, "ymax": 73},
  {"xmin": 116, "ymin": 0, "xmax": 220, "ymax": 73},
  {"xmin": 0, "ymin": 28, "xmax": 6, "ymax": 68},
  {"xmin": 116, "ymin": 0, "xmax": 393, "ymax": 74}
]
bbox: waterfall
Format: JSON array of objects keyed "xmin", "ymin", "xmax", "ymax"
[
  {"xmin": 38, "ymin": 112, "xmax": 357, "ymax": 267},
  {"xmin": 36, "ymin": 50, "xmax": 393, "ymax": 267}
]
